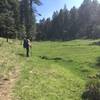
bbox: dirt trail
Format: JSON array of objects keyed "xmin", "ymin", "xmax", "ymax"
[{"xmin": 0, "ymin": 66, "xmax": 20, "ymax": 100}]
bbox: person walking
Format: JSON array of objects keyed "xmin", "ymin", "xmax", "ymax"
[{"xmin": 23, "ymin": 37, "xmax": 31, "ymax": 57}]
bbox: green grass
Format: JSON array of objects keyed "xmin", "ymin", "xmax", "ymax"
[
  {"xmin": 0, "ymin": 38, "xmax": 100, "ymax": 100},
  {"xmin": 0, "ymin": 38, "xmax": 19, "ymax": 78}
]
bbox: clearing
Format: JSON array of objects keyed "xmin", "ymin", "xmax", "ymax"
[{"xmin": 0, "ymin": 38, "xmax": 100, "ymax": 100}]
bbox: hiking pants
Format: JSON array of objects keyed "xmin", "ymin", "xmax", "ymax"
[{"xmin": 26, "ymin": 47, "xmax": 29, "ymax": 57}]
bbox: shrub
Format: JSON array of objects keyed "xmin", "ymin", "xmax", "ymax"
[{"xmin": 82, "ymin": 79, "xmax": 100, "ymax": 100}]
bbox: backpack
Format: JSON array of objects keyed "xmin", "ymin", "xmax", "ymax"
[{"xmin": 23, "ymin": 39, "xmax": 28, "ymax": 48}]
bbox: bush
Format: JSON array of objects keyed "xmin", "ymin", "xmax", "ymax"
[{"xmin": 82, "ymin": 79, "xmax": 100, "ymax": 100}]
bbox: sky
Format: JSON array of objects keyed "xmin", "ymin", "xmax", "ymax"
[{"xmin": 36, "ymin": 0, "xmax": 100, "ymax": 22}]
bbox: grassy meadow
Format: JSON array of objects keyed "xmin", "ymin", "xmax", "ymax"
[{"xmin": 0, "ymin": 38, "xmax": 100, "ymax": 100}]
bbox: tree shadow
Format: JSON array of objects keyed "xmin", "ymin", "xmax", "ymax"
[
  {"xmin": 38, "ymin": 56, "xmax": 64, "ymax": 61},
  {"xmin": 90, "ymin": 41, "xmax": 100, "ymax": 46},
  {"xmin": 38, "ymin": 56, "xmax": 73, "ymax": 63},
  {"xmin": 95, "ymin": 57, "xmax": 100, "ymax": 67}
]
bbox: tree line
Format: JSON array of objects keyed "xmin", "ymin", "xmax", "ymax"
[
  {"xmin": 36, "ymin": 0, "xmax": 100, "ymax": 41},
  {"xmin": 1, "ymin": 0, "xmax": 100, "ymax": 41},
  {"xmin": 0, "ymin": 0, "xmax": 41, "ymax": 41}
]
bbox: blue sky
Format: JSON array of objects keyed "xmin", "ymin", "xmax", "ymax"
[
  {"xmin": 36, "ymin": 0, "xmax": 100, "ymax": 22},
  {"xmin": 36, "ymin": 0, "xmax": 83, "ymax": 22}
]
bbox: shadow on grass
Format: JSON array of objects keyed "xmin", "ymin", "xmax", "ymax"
[
  {"xmin": 95, "ymin": 57, "xmax": 100, "ymax": 67},
  {"xmin": 17, "ymin": 53, "xmax": 26, "ymax": 57},
  {"xmin": 90, "ymin": 41, "xmax": 100, "ymax": 46},
  {"xmin": 38, "ymin": 55, "xmax": 73, "ymax": 63},
  {"xmin": 38, "ymin": 56, "xmax": 64, "ymax": 61}
]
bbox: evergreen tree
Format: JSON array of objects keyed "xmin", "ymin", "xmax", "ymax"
[
  {"xmin": 36, "ymin": 0, "xmax": 100, "ymax": 40},
  {"xmin": 69, "ymin": 7, "xmax": 78, "ymax": 39},
  {"xmin": 78, "ymin": 0, "xmax": 92, "ymax": 38},
  {"xmin": 19, "ymin": 0, "xmax": 41, "ymax": 39},
  {"xmin": 0, "ymin": 0, "xmax": 19, "ymax": 41}
]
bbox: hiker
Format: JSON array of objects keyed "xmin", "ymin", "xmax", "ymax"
[{"xmin": 23, "ymin": 37, "xmax": 31, "ymax": 57}]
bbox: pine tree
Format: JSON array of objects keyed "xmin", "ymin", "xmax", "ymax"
[
  {"xmin": 69, "ymin": 7, "xmax": 78, "ymax": 39},
  {"xmin": 0, "ymin": 0, "xmax": 20, "ymax": 41},
  {"xmin": 19, "ymin": 0, "xmax": 41, "ymax": 39}
]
